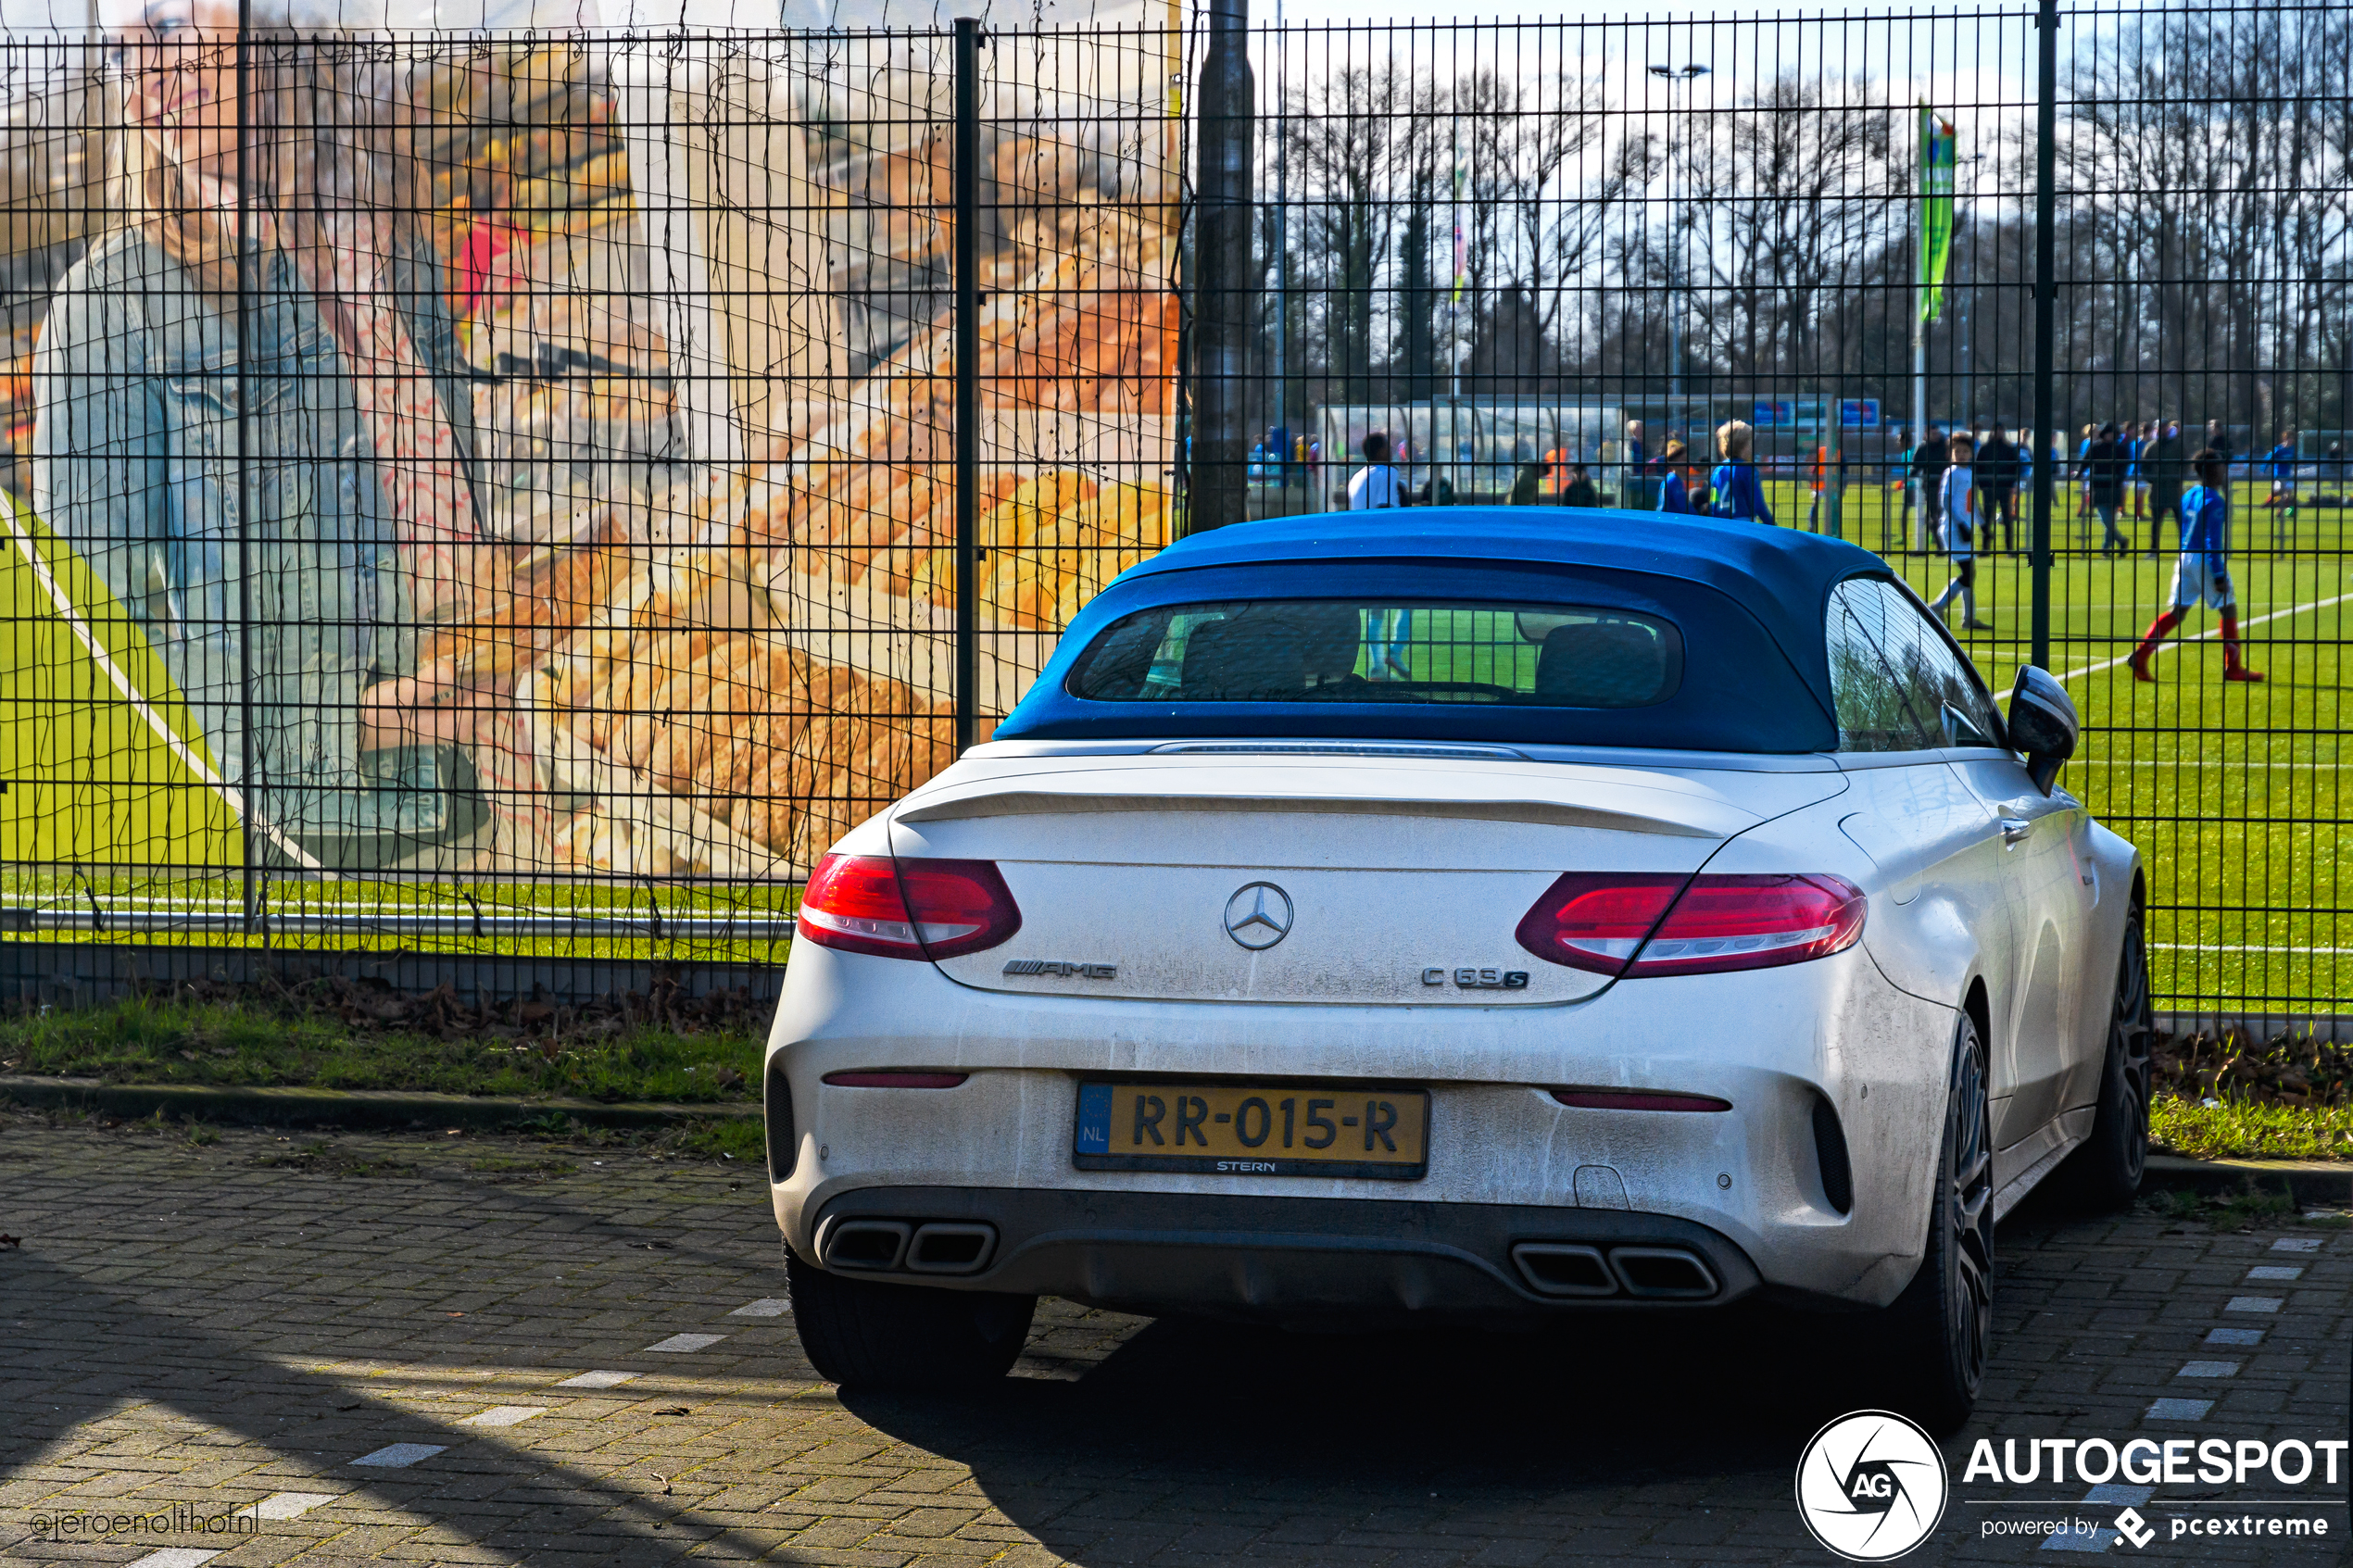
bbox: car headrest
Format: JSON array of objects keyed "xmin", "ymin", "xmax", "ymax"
[
  {"xmin": 1535, "ymin": 620, "xmax": 1668, "ymax": 707},
  {"xmin": 1179, "ymin": 617, "xmax": 1305, "ymax": 700}
]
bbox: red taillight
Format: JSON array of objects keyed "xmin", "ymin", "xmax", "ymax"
[
  {"xmin": 1516, "ymin": 872, "xmax": 1865, "ymax": 978},
  {"xmin": 822, "ymin": 1071, "xmax": 970, "ymax": 1088},
  {"xmin": 1513, "ymin": 872, "xmax": 1685, "ymax": 974},
  {"xmin": 796, "ymin": 854, "xmax": 1022, "ymax": 960},
  {"xmin": 1552, "ymin": 1088, "xmax": 1731, "ymax": 1112}
]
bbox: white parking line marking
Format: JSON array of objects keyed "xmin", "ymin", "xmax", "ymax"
[
  {"xmin": 2057, "ymin": 589, "xmax": 2353, "ymax": 682},
  {"xmin": 2244, "ymin": 1265, "xmax": 2303, "ymax": 1281},
  {"xmin": 251, "ymin": 1492, "xmax": 337, "ymax": 1520},
  {"xmin": 2041, "ymin": 1480, "xmax": 2162, "ymax": 1549},
  {"xmin": 729, "ymin": 1298, "xmax": 790, "ymax": 1317},
  {"xmin": 127, "ymin": 1552, "xmax": 221, "ymax": 1568},
  {"xmin": 459, "ymin": 1406, "xmax": 547, "ymax": 1427},
  {"xmin": 351, "ymin": 1443, "xmax": 447, "ymax": 1468},
  {"xmin": 555, "ymin": 1370, "xmax": 638, "ymax": 1388},
  {"xmin": 2143, "ymin": 1399, "xmax": 2214, "ymax": 1421},
  {"xmin": 2176, "ymin": 1361, "xmax": 2240, "ymax": 1378},
  {"xmin": 643, "ymin": 1333, "xmax": 725, "ymax": 1353},
  {"xmin": 2204, "ymin": 1328, "xmax": 2265, "ymax": 1347},
  {"xmin": 2224, "ymin": 1296, "xmax": 2284, "ymax": 1313},
  {"xmin": 2041, "ymin": 1531, "xmax": 2112, "ymax": 1552},
  {"xmin": 2271, "ymin": 1236, "xmax": 2323, "ymax": 1252}
]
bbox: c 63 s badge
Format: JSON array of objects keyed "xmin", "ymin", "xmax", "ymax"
[
  {"xmin": 1423, "ymin": 967, "xmax": 1530, "ymax": 989},
  {"xmin": 1003, "ymin": 960, "xmax": 1117, "ymax": 980}
]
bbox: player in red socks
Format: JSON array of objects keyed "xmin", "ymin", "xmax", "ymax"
[{"xmin": 2128, "ymin": 448, "xmax": 2261, "ymax": 683}]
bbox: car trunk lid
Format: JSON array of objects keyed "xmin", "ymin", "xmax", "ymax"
[{"xmin": 888, "ymin": 751, "xmax": 1845, "ymax": 1006}]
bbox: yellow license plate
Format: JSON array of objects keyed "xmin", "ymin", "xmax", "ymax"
[{"xmin": 1073, "ymin": 1081, "xmax": 1429, "ymax": 1179}]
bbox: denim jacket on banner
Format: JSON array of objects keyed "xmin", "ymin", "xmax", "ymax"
[{"xmin": 31, "ymin": 227, "xmax": 485, "ymax": 867}]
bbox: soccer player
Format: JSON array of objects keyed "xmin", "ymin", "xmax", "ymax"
[
  {"xmin": 2128, "ymin": 449, "xmax": 2262, "ymax": 683},
  {"xmin": 1656, "ymin": 440, "xmax": 1711, "ymax": 514},
  {"xmin": 1926, "ymin": 433, "xmax": 1989, "ymax": 630},
  {"xmin": 1978, "ymin": 423, "xmax": 2020, "ymax": 552},
  {"xmin": 2085, "ymin": 422, "xmax": 2131, "ymax": 556},
  {"xmin": 2264, "ymin": 429, "xmax": 2297, "ymax": 544},
  {"xmin": 1706, "ymin": 420, "xmax": 1775, "ymax": 525},
  {"xmin": 2127, "ymin": 420, "xmax": 2151, "ymax": 521},
  {"xmin": 1347, "ymin": 431, "xmax": 1403, "ymax": 509},
  {"xmin": 1908, "ymin": 428, "xmax": 1950, "ymax": 549},
  {"xmin": 2075, "ymin": 423, "xmax": 2097, "ymax": 538}
]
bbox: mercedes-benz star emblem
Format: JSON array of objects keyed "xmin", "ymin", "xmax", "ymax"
[{"xmin": 1223, "ymin": 882, "xmax": 1294, "ymax": 950}]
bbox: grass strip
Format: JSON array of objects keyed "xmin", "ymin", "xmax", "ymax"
[
  {"xmin": 2151, "ymin": 1095, "xmax": 2353, "ymax": 1161},
  {"xmin": 0, "ymin": 986, "xmax": 763, "ymax": 1105}
]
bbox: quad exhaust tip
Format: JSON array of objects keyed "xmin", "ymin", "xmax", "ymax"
[
  {"xmin": 1511, "ymin": 1241, "xmax": 1718, "ymax": 1300},
  {"xmin": 822, "ymin": 1218, "xmax": 998, "ymax": 1276}
]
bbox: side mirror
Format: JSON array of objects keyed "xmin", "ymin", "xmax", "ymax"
[{"xmin": 2007, "ymin": 665, "xmax": 2079, "ymax": 796}]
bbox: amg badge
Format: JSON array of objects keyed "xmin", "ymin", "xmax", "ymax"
[{"xmin": 1003, "ymin": 960, "xmax": 1117, "ymax": 980}]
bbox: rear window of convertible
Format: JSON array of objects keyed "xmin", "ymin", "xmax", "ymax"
[{"xmin": 1066, "ymin": 599, "xmax": 1685, "ymax": 709}]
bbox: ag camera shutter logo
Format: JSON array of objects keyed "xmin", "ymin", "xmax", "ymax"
[{"xmin": 1795, "ymin": 1410, "xmax": 1949, "ymax": 1561}]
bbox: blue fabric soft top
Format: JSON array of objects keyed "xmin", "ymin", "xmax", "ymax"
[{"xmin": 996, "ymin": 507, "xmax": 1895, "ymax": 754}]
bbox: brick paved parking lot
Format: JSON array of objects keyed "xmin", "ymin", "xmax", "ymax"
[{"xmin": 1, "ymin": 1110, "xmax": 2346, "ymax": 1567}]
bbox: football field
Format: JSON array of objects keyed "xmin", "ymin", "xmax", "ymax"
[{"xmin": 1776, "ymin": 477, "xmax": 2352, "ymax": 1018}]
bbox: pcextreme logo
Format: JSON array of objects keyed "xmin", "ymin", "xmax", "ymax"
[{"xmin": 1794, "ymin": 1410, "xmax": 1950, "ymax": 1562}]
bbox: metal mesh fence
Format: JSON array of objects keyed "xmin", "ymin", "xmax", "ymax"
[
  {"xmin": 0, "ymin": 6, "xmax": 2345, "ymax": 1021},
  {"xmin": 0, "ymin": 18, "xmax": 1179, "ymax": 978}
]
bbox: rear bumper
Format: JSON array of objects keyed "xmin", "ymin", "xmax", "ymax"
[{"xmin": 798, "ymin": 1185, "xmax": 1769, "ymax": 1325}]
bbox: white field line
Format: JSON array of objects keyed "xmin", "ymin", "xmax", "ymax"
[
  {"xmin": 2057, "ymin": 589, "xmax": 2353, "ymax": 683},
  {"xmin": 2152, "ymin": 944, "xmax": 2353, "ymax": 955},
  {"xmin": 0, "ymin": 493, "xmax": 320, "ymax": 870}
]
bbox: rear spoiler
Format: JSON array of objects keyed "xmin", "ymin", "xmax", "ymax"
[{"xmin": 895, "ymin": 786, "xmax": 1723, "ymax": 838}]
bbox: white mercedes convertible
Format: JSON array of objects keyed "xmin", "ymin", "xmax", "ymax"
[{"xmin": 762, "ymin": 510, "xmax": 2148, "ymax": 1427}]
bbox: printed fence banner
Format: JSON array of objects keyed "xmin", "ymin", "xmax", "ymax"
[{"xmin": 0, "ymin": 14, "xmax": 1179, "ymax": 882}]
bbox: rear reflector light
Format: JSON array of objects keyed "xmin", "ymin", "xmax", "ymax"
[
  {"xmin": 1516, "ymin": 872, "xmax": 1865, "ymax": 978},
  {"xmin": 1551, "ymin": 1088, "xmax": 1732, "ymax": 1112},
  {"xmin": 796, "ymin": 854, "xmax": 1022, "ymax": 960},
  {"xmin": 821, "ymin": 1071, "xmax": 971, "ymax": 1088}
]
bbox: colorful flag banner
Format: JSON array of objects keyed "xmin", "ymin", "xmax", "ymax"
[{"xmin": 1919, "ymin": 105, "xmax": 1957, "ymax": 322}]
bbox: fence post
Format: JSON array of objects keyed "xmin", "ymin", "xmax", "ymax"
[
  {"xmin": 234, "ymin": 0, "xmax": 261, "ymax": 931},
  {"xmin": 2029, "ymin": 0, "xmax": 2058, "ymax": 673},
  {"xmin": 1189, "ymin": 0, "xmax": 1253, "ymax": 531},
  {"xmin": 952, "ymin": 18, "xmax": 981, "ymax": 754}
]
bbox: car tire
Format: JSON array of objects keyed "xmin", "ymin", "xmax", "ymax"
[
  {"xmin": 1881, "ymin": 1010, "xmax": 1994, "ymax": 1434},
  {"xmin": 785, "ymin": 1248, "xmax": 1036, "ymax": 1390},
  {"xmin": 2049, "ymin": 902, "xmax": 2154, "ymax": 1211}
]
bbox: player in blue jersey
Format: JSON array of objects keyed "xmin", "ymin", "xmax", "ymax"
[
  {"xmin": 1706, "ymin": 420, "xmax": 1775, "ymax": 525},
  {"xmin": 2128, "ymin": 449, "xmax": 2262, "ymax": 683},
  {"xmin": 2262, "ymin": 429, "xmax": 2297, "ymax": 544},
  {"xmin": 1656, "ymin": 440, "xmax": 1711, "ymax": 514},
  {"xmin": 2126, "ymin": 420, "xmax": 2150, "ymax": 522}
]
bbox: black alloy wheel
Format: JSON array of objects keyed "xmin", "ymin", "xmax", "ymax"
[
  {"xmin": 2053, "ymin": 901, "xmax": 2155, "ymax": 1210},
  {"xmin": 1885, "ymin": 1010, "xmax": 1994, "ymax": 1432}
]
